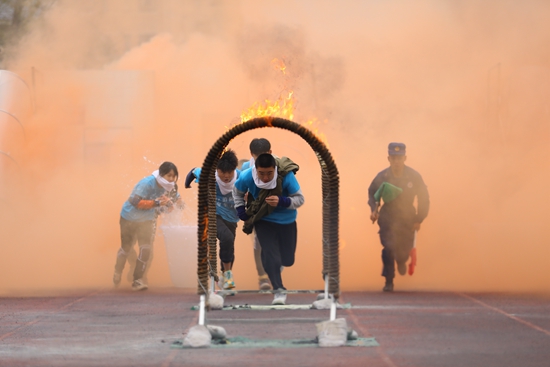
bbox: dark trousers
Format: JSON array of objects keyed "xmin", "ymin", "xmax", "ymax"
[
  {"xmin": 378, "ymin": 215, "xmax": 414, "ymax": 281},
  {"xmin": 217, "ymin": 215, "xmax": 237, "ymax": 271},
  {"xmin": 254, "ymin": 220, "xmax": 297, "ymax": 291},
  {"xmin": 114, "ymin": 217, "xmax": 157, "ymax": 281}
]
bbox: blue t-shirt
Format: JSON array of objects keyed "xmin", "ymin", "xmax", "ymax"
[
  {"xmin": 120, "ymin": 175, "xmax": 167, "ymax": 222},
  {"xmin": 234, "ymin": 169, "xmax": 300, "ymax": 225},
  {"xmin": 241, "ymin": 160, "xmax": 251, "ymax": 171},
  {"xmin": 193, "ymin": 167, "xmax": 240, "ymax": 223}
]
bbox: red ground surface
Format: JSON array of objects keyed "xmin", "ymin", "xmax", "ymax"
[{"xmin": 1, "ymin": 288, "xmax": 549, "ymax": 367}]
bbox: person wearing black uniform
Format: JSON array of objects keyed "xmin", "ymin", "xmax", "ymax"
[{"xmin": 368, "ymin": 142, "xmax": 430, "ymax": 292}]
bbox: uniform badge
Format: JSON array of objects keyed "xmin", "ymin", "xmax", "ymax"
[{"xmin": 407, "ymin": 182, "xmax": 413, "ymax": 188}]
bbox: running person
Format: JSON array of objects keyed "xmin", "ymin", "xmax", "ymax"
[
  {"xmin": 233, "ymin": 153, "xmax": 304, "ymax": 305},
  {"xmin": 185, "ymin": 149, "xmax": 241, "ymax": 290},
  {"xmin": 241, "ymin": 138, "xmax": 274, "ymax": 290},
  {"xmin": 113, "ymin": 161, "xmax": 183, "ymax": 291},
  {"xmin": 368, "ymin": 143, "xmax": 430, "ymax": 292}
]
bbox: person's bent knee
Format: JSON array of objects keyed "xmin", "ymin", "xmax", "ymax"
[
  {"xmin": 282, "ymin": 259, "xmax": 295, "ymax": 267},
  {"xmin": 138, "ymin": 245, "xmax": 152, "ymax": 262}
]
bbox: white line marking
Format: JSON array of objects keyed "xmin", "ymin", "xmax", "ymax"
[{"xmin": 458, "ymin": 293, "xmax": 550, "ymax": 337}]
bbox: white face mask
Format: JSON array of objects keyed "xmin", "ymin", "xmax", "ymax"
[
  {"xmin": 152, "ymin": 170, "xmax": 175, "ymax": 192},
  {"xmin": 252, "ymin": 165, "xmax": 278, "ymax": 189},
  {"xmin": 215, "ymin": 170, "xmax": 237, "ymax": 195}
]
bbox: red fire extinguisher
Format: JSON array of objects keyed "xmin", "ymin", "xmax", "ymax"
[{"xmin": 408, "ymin": 231, "xmax": 417, "ymax": 276}]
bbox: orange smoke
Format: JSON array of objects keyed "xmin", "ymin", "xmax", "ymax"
[{"xmin": 0, "ymin": 0, "xmax": 548, "ymax": 295}]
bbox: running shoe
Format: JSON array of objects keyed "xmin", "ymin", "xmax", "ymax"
[
  {"xmin": 132, "ymin": 279, "xmax": 148, "ymax": 291},
  {"xmin": 272, "ymin": 291, "xmax": 287, "ymax": 305},
  {"xmin": 223, "ymin": 270, "xmax": 235, "ymax": 289},
  {"xmin": 258, "ymin": 275, "xmax": 271, "ymax": 291},
  {"xmin": 113, "ymin": 272, "xmax": 122, "ymax": 287}
]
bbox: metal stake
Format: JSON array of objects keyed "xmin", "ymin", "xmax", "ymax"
[
  {"xmin": 198, "ymin": 295, "xmax": 205, "ymax": 326},
  {"xmin": 324, "ymin": 274, "xmax": 329, "ymax": 300}
]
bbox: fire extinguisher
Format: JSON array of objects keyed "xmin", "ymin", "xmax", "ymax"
[{"xmin": 408, "ymin": 230, "xmax": 417, "ymax": 276}]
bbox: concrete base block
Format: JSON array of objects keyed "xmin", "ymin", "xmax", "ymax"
[
  {"xmin": 182, "ymin": 325, "xmax": 212, "ymax": 348},
  {"xmin": 312, "ymin": 298, "xmax": 343, "ymax": 310},
  {"xmin": 206, "ymin": 325, "xmax": 227, "ymax": 340},
  {"xmin": 315, "ymin": 318, "xmax": 348, "ymax": 347},
  {"xmin": 208, "ymin": 292, "xmax": 224, "ymax": 310},
  {"xmin": 347, "ymin": 329, "xmax": 358, "ymax": 340}
]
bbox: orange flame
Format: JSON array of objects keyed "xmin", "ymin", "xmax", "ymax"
[
  {"xmin": 271, "ymin": 58, "xmax": 287, "ymax": 75},
  {"xmin": 240, "ymin": 92, "xmax": 294, "ymax": 123},
  {"xmin": 304, "ymin": 117, "xmax": 329, "ymax": 147},
  {"xmin": 201, "ymin": 215, "xmax": 209, "ymax": 243},
  {"xmin": 238, "ymin": 59, "xmax": 329, "ymax": 146}
]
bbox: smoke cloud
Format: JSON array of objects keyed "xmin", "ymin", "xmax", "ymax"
[{"xmin": 1, "ymin": 0, "xmax": 548, "ymax": 295}]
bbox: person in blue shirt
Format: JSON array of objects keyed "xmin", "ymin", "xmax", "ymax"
[
  {"xmin": 240, "ymin": 138, "xmax": 273, "ymax": 291},
  {"xmin": 368, "ymin": 143, "xmax": 430, "ymax": 292},
  {"xmin": 240, "ymin": 138, "xmax": 272, "ymax": 171},
  {"xmin": 113, "ymin": 161, "xmax": 183, "ymax": 291},
  {"xmin": 233, "ymin": 153, "xmax": 305, "ymax": 305},
  {"xmin": 184, "ymin": 149, "xmax": 241, "ymax": 290}
]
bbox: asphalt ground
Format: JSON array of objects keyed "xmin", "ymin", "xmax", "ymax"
[{"xmin": 1, "ymin": 287, "xmax": 549, "ymax": 367}]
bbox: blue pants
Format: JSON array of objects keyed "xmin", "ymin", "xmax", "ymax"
[
  {"xmin": 217, "ymin": 215, "xmax": 237, "ymax": 271},
  {"xmin": 254, "ymin": 220, "xmax": 297, "ymax": 291},
  {"xmin": 378, "ymin": 216, "xmax": 414, "ymax": 281}
]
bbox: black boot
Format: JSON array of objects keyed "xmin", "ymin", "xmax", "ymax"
[{"xmin": 383, "ymin": 280, "xmax": 394, "ymax": 292}]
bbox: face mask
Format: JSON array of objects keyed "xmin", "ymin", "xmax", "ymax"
[
  {"xmin": 152, "ymin": 170, "xmax": 175, "ymax": 192},
  {"xmin": 215, "ymin": 170, "xmax": 236, "ymax": 195},
  {"xmin": 252, "ymin": 166, "xmax": 278, "ymax": 189}
]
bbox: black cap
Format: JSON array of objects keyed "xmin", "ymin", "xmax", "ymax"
[{"xmin": 388, "ymin": 142, "xmax": 406, "ymax": 156}]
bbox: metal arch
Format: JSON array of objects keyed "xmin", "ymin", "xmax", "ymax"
[
  {"xmin": 0, "ymin": 150, "xmax": 20, "ymax": 168},
  {"xmin": 0, "ymin": 69, "xmax": 35, "ymax": 115},
  {"xmin": 0, "ymin": 109, "xmax": 26, "ymax": 138},
  {"xmin": 195, "ymin": 117, "xmax": 340, "ymax": 300},
  {"xmin": 0, "ymin": 70, "xmax": 32, "ymax": 90}
]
